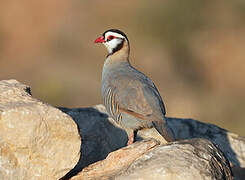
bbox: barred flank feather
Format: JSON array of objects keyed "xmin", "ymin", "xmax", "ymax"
[{"xmin": 104, "ymin": 86, "xmax": 122, "ymax": 124}]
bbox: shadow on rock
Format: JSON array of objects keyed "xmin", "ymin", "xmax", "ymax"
[
  {"xmin": 168, "ymin": 117, "xmax": 243, "ymax": 168},
  {"xmin": 59, "ymin": 107, "xmax": 128, "ymax": 179}
]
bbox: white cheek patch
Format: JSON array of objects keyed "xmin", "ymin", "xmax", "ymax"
[{"xmin": 104, "ymin": 39, "xmax": 123, "ymax": 54}]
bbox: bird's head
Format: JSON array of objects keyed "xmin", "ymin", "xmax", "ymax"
[{"xmin": 94, "ymin": 29, "xmax": 129, "ymax": 56}]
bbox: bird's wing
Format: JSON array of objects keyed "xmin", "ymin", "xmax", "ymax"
[{"xmin": 114, "ymin": 78, "xmax": 166, "ymax": 120}]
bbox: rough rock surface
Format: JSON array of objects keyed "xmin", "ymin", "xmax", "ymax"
[
  {"xmin": 0, "ymin": 80, "xmax": 81, "ymax": 180},
  {"xmin": 70, "ymin": 139, "xmax": 160, "ymax": 180},
  {"xmin": 117, "ymin": 138, "xmax": 233, "ymax": 180},
  {"xmin": 71, "ymin": 138, "xmax": 233, "ymax": 180},
  {"xmin": 61, "ymin": 105, "xmax": 245, "ymax": 179}
]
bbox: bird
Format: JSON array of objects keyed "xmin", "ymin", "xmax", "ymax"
[{"xmin": 94, "ymin": 29, "xmax": 175, "ymax": 145}]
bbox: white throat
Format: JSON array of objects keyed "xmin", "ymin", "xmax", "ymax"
[{"xmin": 104, "ymin": 38, "xmax": 123, "ymax": 54}]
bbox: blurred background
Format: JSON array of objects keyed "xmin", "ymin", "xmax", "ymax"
[{"xmin": 0, "ymin": 0, "xmax": 244, "ymax": 135}]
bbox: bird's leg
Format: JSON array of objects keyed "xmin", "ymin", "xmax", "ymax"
[{"xmin": 127, "ymin": 130, "xmax": 136, "ymax": 146}]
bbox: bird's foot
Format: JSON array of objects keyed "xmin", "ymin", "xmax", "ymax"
[{"xmin": 127, "ymin": 132, "xmax": 135, "ymax": 146}]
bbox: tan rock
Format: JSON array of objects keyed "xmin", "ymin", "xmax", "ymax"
[
  {"xmin": 0, "ymin": 80, "xmax": 81, "ymax": 180},
  {"xmin": 70, "ymin": 139, "xmax": 159, "ymax": 180},
  {"xmin": 116, "ymin": 138, "xmax": 233, "ymax": 180},
  {"xmin": 70, "ymin": 138, "xmax": 232, "ymax": 180}
]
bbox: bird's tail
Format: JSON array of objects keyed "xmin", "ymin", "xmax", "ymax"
[{"xmin": 152, "ymin": 119, "xmax": 175, "ymax": 142}]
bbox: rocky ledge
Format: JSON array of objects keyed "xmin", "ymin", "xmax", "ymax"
[{"xmin": 0, "ymin": 80, "xmax": 244, "ymax": 180}]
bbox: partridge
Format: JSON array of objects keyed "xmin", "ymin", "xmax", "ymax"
[{"xmin": 95, "ymin": 29, "xmax": 174, "ymax": 145}]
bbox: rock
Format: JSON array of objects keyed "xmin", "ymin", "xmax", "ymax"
[
  {"xmin": 59, "ymin": 106, "xmax": 128, "ymax": 179},
  {"xmin": 70, "ymin": 139, "xmax": 159, "ymax": 180},
  {"xmin": 61, "ymin": 104, "xmax": 245, "ymax": 179},
  {"xmin": 0, "ymin": 80, "xmax": 81, "ymax": 180},
  {"xmin": 116, "ymin": 138, "xmax": 233, "ymax": 180},
  {"xmin": 168, "ymin": 116, "xmax": 245, "ymax": 168},
  {"xmin": 70, "ymin": 138, "xmax": 232, "ymax": 180}
]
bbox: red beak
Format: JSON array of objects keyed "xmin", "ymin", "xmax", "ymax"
[{"xmin": 94, "ymin": 36, "xmax": 105, "ymax": 43}]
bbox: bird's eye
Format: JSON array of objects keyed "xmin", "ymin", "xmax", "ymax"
[{"xmin": 107, "ymin": 35, "xmax": 115, "ymax": 41}]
